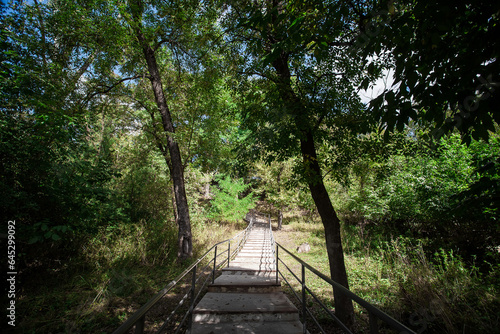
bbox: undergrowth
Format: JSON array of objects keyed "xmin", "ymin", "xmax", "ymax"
[
  {"xmin": 16, "ymin": 219, "xmax": 240, "ymax": 333},
  {"xmin": 274, "ymin": 215, "xmax": 500, "ymax": 334}
]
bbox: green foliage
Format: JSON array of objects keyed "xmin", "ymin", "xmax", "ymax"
[
  {"xmin": 277, "ymin": 219, "xmax": 499, "ymax": 334},
  {"xmin": 380, "ymin": 238, "xmax": 500, "ymax": 334},
  {"xmin": 252, "ymin": 159, "xmax": 312, "ymax": 209},
  {"xmin": 363, "ymin": 0, "xmax": 500, "ymax": 143},
  {"xmin": 85, "ymin": 221, "xmax": 179, "ymax": 268},
  {"xmin": 208, "ymin": 175, "xmax": 256, "ymax": 223},
  {"xmin": 332, "ymin": 132, "xmax": 500, "ymax": 262},
  {"xmin": 2, "ymin": 0, "xmax": 499, "ymax": 332},
  {"xmin": 224, "ymin": 0, "xmax": 368, "ymax": 166},
  {"xmin": 0, "ymin": 107, "xmax": 122, "ymax": 244},
  {"xmin": 17, "ymin": 218, "xmax": 240, "ymax": 333},
  {"xmin": 454, "ymin": 135, "xmax": 500, "ymax": 221}
]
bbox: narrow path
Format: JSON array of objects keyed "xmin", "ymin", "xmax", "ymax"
[{"xmin": 190, "ymin": 218, "xmax": 302, "ymax": 333}]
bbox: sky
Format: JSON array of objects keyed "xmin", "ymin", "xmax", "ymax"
[{"xmin": 358, "ymin": 68, "xmax": 395, "ymax": 105}]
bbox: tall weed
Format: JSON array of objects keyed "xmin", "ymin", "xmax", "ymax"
[{"xmin": 380, "ymin": 237, "xmax": 499, "ymax": 333}]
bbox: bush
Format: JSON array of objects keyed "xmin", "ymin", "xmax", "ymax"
[
  {"xmin": 335, "ymin": 133, "xmax": 500, "ymax": 261},
  {"xmin": 381, "ymin": 238, "xmax": 500, "ymax": 333}
]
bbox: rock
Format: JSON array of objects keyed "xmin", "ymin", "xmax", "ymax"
[{"xmin": 296, "ymin": 243, "xmax": 311, "ymax": 253}]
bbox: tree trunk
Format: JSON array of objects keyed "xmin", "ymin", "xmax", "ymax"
[
  {"xmin": 131, "ymin": 5, "xmax": 192, "ymax": 260},
  {"xmin": 271, "ymin": 50, "xmax": 354, "ymax": 326},
  {"xmin": 300, "ymin": 130, "xmax": 354, "ymax": 326},
  {"xmin": 277, "ymin": 209, "xmax": 283, "ymax": 230},
  {"xmin": 277, "ymin": 166, "xmax": 283, "ymax": 230}
]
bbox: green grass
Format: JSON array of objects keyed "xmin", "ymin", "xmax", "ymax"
[{"xmin": 273, "ymin": 217, "xmax": 500, "ymax": 334}]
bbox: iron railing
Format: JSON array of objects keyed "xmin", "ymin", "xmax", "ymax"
[
  {"xmin": 267, "ymin": 215, "xmax": 416, "ymax": 334},
  {"xmin": 112, "ymin": 215, "xmax": 255, "ymax": 334}
]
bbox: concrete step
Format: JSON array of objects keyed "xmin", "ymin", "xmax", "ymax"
[
  {"xmin": 231, "ymin": 262, "xmax": 275, "ymax": 269},
  {"xmin": 189, "ymin": 223, "xmax": 304, "ymax": 334},
  {"xmin": 242, "ymin": 245, "xmax": 271, "ymax": 248},
  {"xmin": 242, "ymin": 245, "xmax": 272, "ymax": 248},
  {"xmin": 228, "ymin": 261, "xmax": 275, "ymax": 267},
  {"xmin": 235, "ymin": 255, "xmax": 274, "ymax": 260},
  {"xmin": 243, "ymin": 244, "xmax": 272, "ymax": 247},
  {"xmin": 230, "ymin": 262, "xmax": 275, "ymax": 268},
  {"xmin": 189, "ymin": 319, "xmax": 303, "ymax": 334},
  {"xmin": 208, "ymin": 274, "xmax": 281, "ymax": 293},
  {"xmin": 222, "ymin": 267, "xmax": 276, "ymax": 276},
  {"xmin": 245, "ymin": 242, "xmax": 270, "ymax": 244},
  {"xmin": 234, "ymin": 253, "xmax": 274, "ymax": 258},
  {"xmin": 242, "ymin": 245, "xmax": 270, "ymax": 248},
  {"xmin": 192, "ymin": 292, "xmax": 299, "ymax": 323},
  {"xmin": 232, "ymin": 257, "xmax": 275, "ymax": 262}
]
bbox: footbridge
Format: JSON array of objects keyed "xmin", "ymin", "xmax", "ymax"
[{"xmin": 112, "ymin": 213, "xmax": 416, "ymax": 334}]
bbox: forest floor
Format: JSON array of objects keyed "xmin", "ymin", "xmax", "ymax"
[{"xmin": 13, "ymin": 208, "xmax": 499, "ymax": 334}]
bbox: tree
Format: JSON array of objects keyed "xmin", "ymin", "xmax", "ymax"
[
  {"xmin": 0, "ymin": 0, "xmax": 123, "ymax": 244},
  {"xmin": 4, "ymin": 0, "xmax": 227, "ymax": 260},
  {"xmin": 223, "ymin": 0, "xmax": 375, "ymax": 325},
  {"xmin": 120, "ymin": 0, "xmax": 194, "ymax": 260},
  {"xmin": 208, "ymin": 175, "xmax": 257, "ymax": 224},
  {"xmin": 362, "ymin": 0, "xmax": 500, "ymax": 143},
  {"xmin": 252, "ymin": 159, "xmax": 300, "ymax": 230},
  {"xmin": 113, "ymin": 0, "xmax": 230, "ymax": 260}
]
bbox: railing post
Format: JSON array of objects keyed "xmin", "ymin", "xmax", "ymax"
[
  {"xmin": 302, "ymin": 263, "xmax": 306, "ymax": 334},
  {"xmin": 212, "ymin": 245, "xmax": 218, "ymax": 284},
  {"xmin": 369, "ymin": 311, "xmax": 379, "ymax": 334},
  {"xmin": 228, "ymin": 240, "xmax": 231, "ymax": 268},
  {"xmin": 188, "ymin": 264, "xmax": 197, "ymax": 332},
  {"xmin": 134, "ymin": 315, "xmax": 145, "ymax": 334},
  {"xmin": 275, "ymin": 244, "xmax": 279, "ymax": 285}
]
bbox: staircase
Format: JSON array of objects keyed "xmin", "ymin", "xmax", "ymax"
[
  {"xmin": 190, "ymin": 220, "xmax": 303, "ymax": 333},
  {"xmin": 113, "ymin": 215, "xmax": 416, "ymax": 334}
]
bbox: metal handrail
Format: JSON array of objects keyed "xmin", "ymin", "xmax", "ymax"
[
  {"xmin": 112, "ymin": 214, "xmax": 255, "ymax": 334},
  {"xmin": 268, "ymin": 217, "xmax": 416, "ymax": 334}
]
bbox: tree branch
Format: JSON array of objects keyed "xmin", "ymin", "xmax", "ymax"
[
  {"xmin": 238, "ymin": 70, "xmax": 278, "ymax": 83},
  {"xmin": 86, "ymin": 74, "xmax": 150, "ymax": 101}
]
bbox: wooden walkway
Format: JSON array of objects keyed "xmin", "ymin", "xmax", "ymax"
[{"xmin": 190, "ymin": 220, "xmax": 302, "ymax": 333}]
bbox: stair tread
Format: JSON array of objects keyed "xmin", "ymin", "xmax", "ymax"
[
  {"xmin": 190, "ymin": 319, "xmax": 303, "ymax": 334},
  {"xmin": 191, "ymin": 222, "xmax": 303, "ymax": 333},
  {"xmin": 212, "ymin": 274, "xmax": 279, "ymax": 286},
  {"xmin": 193, "ymin": 292, "xmax": 298, "ymax": 314}
]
